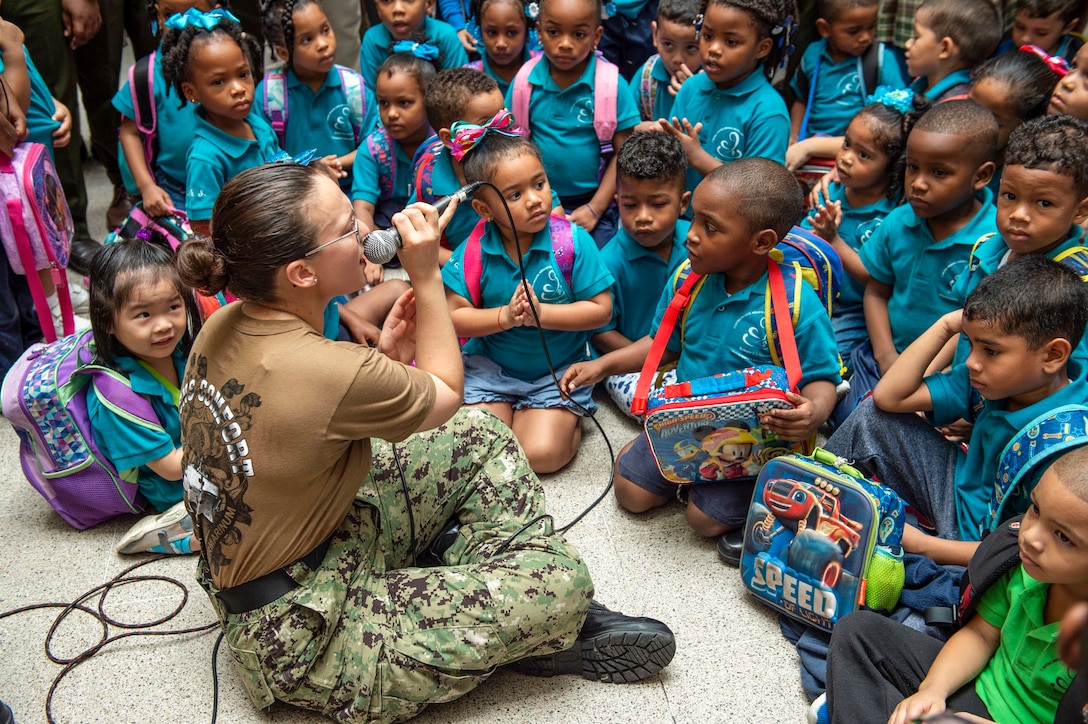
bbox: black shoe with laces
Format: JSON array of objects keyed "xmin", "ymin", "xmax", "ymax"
[{"xmin": 511, "ymin": 601, "xmax": 676, "ymax": 683}]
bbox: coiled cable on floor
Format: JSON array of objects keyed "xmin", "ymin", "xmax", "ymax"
[{"xmin": 0, "ymin": 555, "xmax": 219, "ymax": 724}]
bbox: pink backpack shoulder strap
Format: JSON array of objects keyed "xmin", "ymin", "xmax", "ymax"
[
  {"xmin": 511, "ymin": 54, "xmax": 544, "ymax": 139},
  {"xmin": 463, "ymin": 218, "xmax": 488, "ymax": 308},
  {"xmin": 593, "ymin": 53, "xmax": 619, "ymax": 148},
  {"xmin": 547, "ymin": 213, "xmax": 575, "ymax": 295}
]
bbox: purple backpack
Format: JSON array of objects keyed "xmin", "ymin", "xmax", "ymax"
[{"xmin": 1, "ymin": 330, "xmax": 158, "ymax": 529}]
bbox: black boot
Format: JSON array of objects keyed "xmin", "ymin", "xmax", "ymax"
[
  {"xmin": 68, "ymin": 238, "xmax": 103, "ymax": 277},
  {"xmin": 414, "ymin": 520, "xmax": 461, "ymax": 567}
]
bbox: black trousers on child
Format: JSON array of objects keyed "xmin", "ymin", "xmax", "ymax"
[{"xmin": 827, "ymin": 611, "xmax": 992, "ymax": 724}]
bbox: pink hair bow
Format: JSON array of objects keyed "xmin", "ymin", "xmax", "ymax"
[{"xmin": 449, "ymin": 109, "xmax": 523, "ymax": 162}]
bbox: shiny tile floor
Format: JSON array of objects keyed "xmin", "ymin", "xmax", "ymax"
[{"xmin": 0, "ymin": 159, "xmax": 808, "ymax": 724}]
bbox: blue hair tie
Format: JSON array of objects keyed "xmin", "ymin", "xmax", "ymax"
[
  {"xmin": 866, "ymin": 85, "xmax": 914, "ymax": 114},
  {"xmin": 465, "ymin": 18, "xmax": 483, "ymax": 46},
  {"xmin": 271, "ymin": 148, "xmax": 318, "ymax": 165},
  {"xmin": 163, "ymin": 7, "xmax": 241, "ymax": 32},
  {"xmin": 391, "ymin": 40, "xmax": 440, "ymax": 61}
]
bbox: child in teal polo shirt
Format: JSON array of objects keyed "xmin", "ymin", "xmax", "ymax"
[
  {"xmin": 409, "ymin": 67, "xmax": 505, "ymax": 262},
  {"xmin": 463, "ymin": 0, "xmax": 542, "ymax": 97},
  {"xmin": 627, "ymin": 0, "xmax": 702, "ymax": 122},
  {"xmin": 560, "ymin": 158, "xmax": 841, "ymax": 547},
  {"xmin": 595, "ymin": 131, "xmax": 690, "ymax": 418},
  {"xmin": 904, "ymin": 0, "xmax": 1002, "ymax": 102},
  {"xmin": 258, "ymin": 0, "xmax": 380, "ymax": 192},
  {"xmin": 359, "ymin": 0, "xmax": 468, "ymax": 87},
  {"xmin": 443, "ymin": 129, "xmax": 614, "ymax": 474},
  {"xmin": 505, "ymin": 0, "xmax": 639, "ymax": 248},
  {"xmin": 787, "ymin": 0, "xmax": 908, "ymax": 142},
  {"xmin": 659, "ymin": 0, "xmax": 794, "ymax": 200},
  {"xmin": 824, "ymin": 444, "xmax": 1088, "ymax": 723},
  {"xmin": 827, "ymin": 255, "xmax": 1088, "ymax": 568},
  {"xmin": 836, "ymin": 100, "xmax": 999, "ymax": 423}
]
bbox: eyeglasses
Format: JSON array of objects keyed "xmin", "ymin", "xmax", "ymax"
[{"xmin": 304, "ymin": 216, "xmax": 362, "ymax": 257}]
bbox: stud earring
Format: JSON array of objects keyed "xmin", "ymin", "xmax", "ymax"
[{"xmin": 312, "ymin": 278, "xmax": 318, "ymax": 285}]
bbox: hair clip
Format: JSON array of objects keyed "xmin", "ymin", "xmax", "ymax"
[
  {"xmin": 693, "ymin": 12, "xmax": 703, "ymax": 38},
  {"xmin": 163, "ymin": 7, "xmax": 241, "ymax": 32},
  {"xmin": 450, "ymin": 109, "xmax": 523, "ymax": 161},
  {"xmin": 603, "ymin": 1, "xmax": 617, "ymax": 17},
  {"xmin": 271, "ymin": 148, "xmax": 318, "ymax": 165},
  {"xmin": 525, "ymin": 1, "xmax": 540, "ymax": 21},
  {"xmin": 1019, "ymin": 44, "xmax": 1070, "ymax": 76},
  {"xmin": 866, "ymin": 85, "xmax": 914, "ymax": 113},
  {"xmin": 391, "ymin": 39, "xmax": 440, "ymax": 61},
  {"xmin": 135, "ymin": 228, "xmax": 153, "ymax": 241}
]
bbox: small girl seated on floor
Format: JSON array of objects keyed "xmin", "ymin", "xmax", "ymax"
[{"xmin": 441, "ymin": 124, "xmax": 614, "ymax": 473}]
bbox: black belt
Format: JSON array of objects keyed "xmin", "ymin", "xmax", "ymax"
[{"xmin": 215, "ymin": 537, "xmax": 331, "ymax": 615}]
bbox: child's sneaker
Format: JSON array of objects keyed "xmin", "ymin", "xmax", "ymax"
[
  {"xmin": 115, "ymin": 501, "xmax": 194, "ymax": 555},
  {"xmin": 806, "ymin": 692, "xmax": 828, "ymax": 724}
]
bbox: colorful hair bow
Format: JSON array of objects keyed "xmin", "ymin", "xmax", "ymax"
[
  {"xmin": 525, "ymin": 1, "xmax": 540, "ymax": 21},
  {"xmin": 163, "ymin": 7, "xmax": 241, "ymax": 32},
  {"xmin": 866, "ymin": 85, "xmax": 914, "ymax": 114},
  {"xmin": 449, "ymin": 109, "xmax": 523, "ymax": 161},
  {"xmin": 1020, "ymin": 44, "xmax": 1070, "ymax": 77},
  {"xmin": 465, "ymin": 18, "xmax": 483, "ymax": 46},
  {"xmin": 271, "ymin": 148, "xmax": 318, "ymax": 165},
  {"xmin": 391, "ymin": 40, "xmax": 440, "ymax": 61}
]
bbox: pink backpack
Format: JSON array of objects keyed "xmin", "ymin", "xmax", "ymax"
[
  {"xmin": 510, "ymin": 52, "xmax": 620, "ymax": 178},
  {"xmin": 0, "ymin": 143, "xmax": 75, "ymax": 342},
  {"xmin": 461, "ymin": 214, "xmax": 575, "ymax": 308}
]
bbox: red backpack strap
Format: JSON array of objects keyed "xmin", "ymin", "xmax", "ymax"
[
  {"xmin": 511, "ymin": 55, "xmax": 544, "ymax": 138},
  {"xmin": 547, "ymin": 213, "xmax": 575, "ymax": 295},
  {"xmin": 462, "ymin": 218, "xmax": 487, "ymax": 308},
  {"xmin": 767, "ymin": 259, "xmax": 803, "ymax": 391},
  {"xmin": 631, "ymin": 262, "xmax": 702, "ymax": 416}
]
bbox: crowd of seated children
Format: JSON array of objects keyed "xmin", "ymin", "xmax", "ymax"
[{"xmin": 38, "ymin": 1, "xmax": 1088, "ymax": 720}]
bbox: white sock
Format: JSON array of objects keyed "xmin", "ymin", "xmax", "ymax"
[{"xmin": 46, "ymin": 292, "xmax": 59, "ymax": 312}]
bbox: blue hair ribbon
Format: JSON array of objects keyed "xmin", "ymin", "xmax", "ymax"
[
  {"xmin": 866, "ymin": 85, "xmax": 914, "ymax": 114},
  {"xmin": 163, "ymin": 7, "xmax": 241, "ymax": 32},
  {"xmin": 391, "ymin": 40, "xmax": 441, "ymax": 61},
  {"xmin": 271, "ymin": 148, "xmax": 319, "ymax": 165}
]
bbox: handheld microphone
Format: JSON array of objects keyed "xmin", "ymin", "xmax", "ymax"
[{"xmin": 362, "ymin": 181, "xmax": 484, "ymax": 264}]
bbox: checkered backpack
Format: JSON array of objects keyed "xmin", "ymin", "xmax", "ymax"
[{"xmin": 0, "ymin": 329, "xmax": 157, "ymax": 529}]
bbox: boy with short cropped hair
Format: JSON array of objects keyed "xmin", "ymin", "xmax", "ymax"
[
  {"xmin": 594, "ymin": 131, "xmax": 691, "ymax": 417},
  {"xmin": 905, "ymin": 0, "xmax": 1003, "ymax": 101},
  {"xmin": 627, "ymin": 0, "xmax": 702, "ymax": 122},
  {"xmin": 824, "ymin": 442, "xmax": 1088, "ymax": 723},
  {"xmin": 835, "ymin": 100, "xmax": 999, "ymax": 421},
  {"xmin": 827, "ymin": 255, "xmax": 1088, "ymax": 568},
  {"xmin": 560, "ymin": 158, "xmax": 841, "ymax": 544},
  {"xmin": 787, "ymin": 0, "xmax": 908, "ymax": 141},
  {"xmin": 999, "ymin": 0, "xmax": 1084, "ymax": 62},
  {"xmin": 411, "ymin": 67, "xmax": 506, "ymax": 261}
]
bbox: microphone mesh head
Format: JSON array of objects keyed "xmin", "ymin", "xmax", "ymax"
[{"xmin": 362, "ymin": 228, "xmax": 400, "ymax": 264}]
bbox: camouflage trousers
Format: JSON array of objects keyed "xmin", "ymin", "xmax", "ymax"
[{"xmin": 197, "ymin": 408, "xmax": 594, "ymax": 723}]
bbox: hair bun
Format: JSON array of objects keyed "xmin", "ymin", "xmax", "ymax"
[{"xmin": 177, "ymin": 235, "xmax": 229, "ymax": 296}]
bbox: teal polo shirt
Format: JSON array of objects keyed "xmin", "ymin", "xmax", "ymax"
[
  {"xmin": 800, "ymin": 181, "xmax": 897, "ymax": 312},
  {"xmin": 925, "ymin": 357, "xmax": 1088, "ymax": 539},
  {"xmin": 359, "ymin": 16, "xmax": 469, "ymax": 87},
  {"xmin": 976, "ymin": 568, "xmax": 1073, "ymax": 723},
  {"xmin": 351, "ymin": 127, "xmax": 413, "ymax": 206},
  {"xmin": 473, "ymin": 48, "xmax": 537, "ymax": 98},
  {"xmin": 627, "ymin": 53, "xmax": 677, "ymax": 122},
  {"xmin": 442, "ymin": 220, "xmax": 614, "ymax": 380},
  {"xmin": 407, "ymin": 140, "xmax": 479, "ymax": 249},
  {"xmin": 186, "ymin": 109, "xmax": 282, "ymax": 221},
  {"xmin": 255, "ymin": 65, "xmax": 379, "ymax": 162},
  {"xmin": 504, "ymin": 53, "xmax": 640, "ymax": 199},
  {"xmin": 598, "ymin": 221, "xmax": 689, "ymax": 340},
  {"xmin": 113, "ymin": 49, "xmax": 195, "ymax": 200},
  {"xmin": 910, "ymin": 67, "xmax": 972, "ymax": 102},
  {"xmin": 611, "ymin": 0, "xmax": 652, "ymax": 19},
  {"xmin": 860, "ymin": 188, "xmax": 997, "ymax": 353},
  {"xmin": 21, "ymin": 50, "xmax": 61, "ymax": 152},
  {"xmin": 649, "ymin": 266, "xmax": 842, "ymax": 387},
  {"xmin": 950, "ymin": 226, "xmax": 1088, "ymax": 366},
  {"xmin": 86, "ymin": 347, "xmax": 186, "ymax": 513},
  {"xmin": 789, "ymin": 39, "xmax": 910, "ymax": 138},
  {"xmin": 669, "ymin": 69, "xmax": 790, "ymax": 196}
]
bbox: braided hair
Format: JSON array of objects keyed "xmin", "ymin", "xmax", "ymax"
[
  {"xmin": 259, "ymin": 0, "xmax": 324, "ymax": 70},
  {"xmin": 160, "ymin": 12, "xmax": 264, "ymax": 110},
  {"xmin": 699, "ymin": 0, "xmax": 798, "ymax": 79}
]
